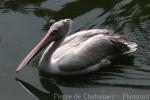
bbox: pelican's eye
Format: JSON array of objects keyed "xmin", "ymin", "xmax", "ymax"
[{"xmin": 51, "ymin": 29, "xmax": 59, "ymax": 36}]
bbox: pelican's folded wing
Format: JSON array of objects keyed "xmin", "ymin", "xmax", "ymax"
[
  {"xmin": 56, "ymin": 34, "xmax": 124, "ymax": 72},
  {"xmin": 52, "ymin": 29, "xmax": 113, "ymax": 60}
]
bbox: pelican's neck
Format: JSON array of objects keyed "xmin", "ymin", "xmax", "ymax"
[{"xmin": 39, "ymin": 38, "xmax": 63, "ymax": 70}]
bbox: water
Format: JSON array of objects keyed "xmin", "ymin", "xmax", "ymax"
[{"xmin": 0, "ymin": 0, "xmax": 150, "ymax": 100}]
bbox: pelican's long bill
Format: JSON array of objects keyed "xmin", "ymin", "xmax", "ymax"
[{"xmin": 16, "ymin": 31, "xmax": 54, "ymax": 73}]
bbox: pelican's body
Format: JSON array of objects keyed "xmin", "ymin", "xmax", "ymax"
[{"xmin": 16, "ymin": 19, "xmax": 137, "ymax": 75}]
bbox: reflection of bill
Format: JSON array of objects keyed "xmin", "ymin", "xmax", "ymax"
[
  {"xmin": 15, "ymin": 78, "xmax": 63, "ymax": 100},
  {"xmin": 122, "ymin": 93, "xmax": 150, "ymax": 100}
]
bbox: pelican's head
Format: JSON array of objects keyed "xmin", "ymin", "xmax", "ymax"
[
  {"xmin": 16, "ymin": 19, "xmax": 73, "ymax": 73},
  {"xmin": 48, "ymin": 19, "xmax": 73, "ymax": 40}
]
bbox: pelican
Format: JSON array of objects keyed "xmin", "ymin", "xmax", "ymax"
[{"xmin": 16, "ymin": 19, "xmax": 137, "ymax": 75}]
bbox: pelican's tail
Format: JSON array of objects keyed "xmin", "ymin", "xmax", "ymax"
[
  {"xmin": 111, "ymin": 35, "xmax": 138, "ymax": 54},
  {"xmin": 124, "ymin": 41, "xmax": 138, "ymax": 54}
]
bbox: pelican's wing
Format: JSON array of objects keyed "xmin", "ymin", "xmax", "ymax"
[
  {"xmin": 54, "ymin": 35, "xmax": 134, "ymax": 73},
  {"xmin": 52, "ymin": 29, "xmax": 113, "ymax": 60},
  {"xmin": 52, "ymin": 29, "xmax": 137, "ymax": 73}
]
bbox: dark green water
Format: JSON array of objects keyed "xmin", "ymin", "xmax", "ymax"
[{"xmin": 0, "ymin": 0, "xmax": 150, "ymax": 100}]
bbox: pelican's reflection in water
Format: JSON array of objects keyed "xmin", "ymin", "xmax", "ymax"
[{"xmin": 16, "ymin": 77, "xmax": 63, "ymax": 100}]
